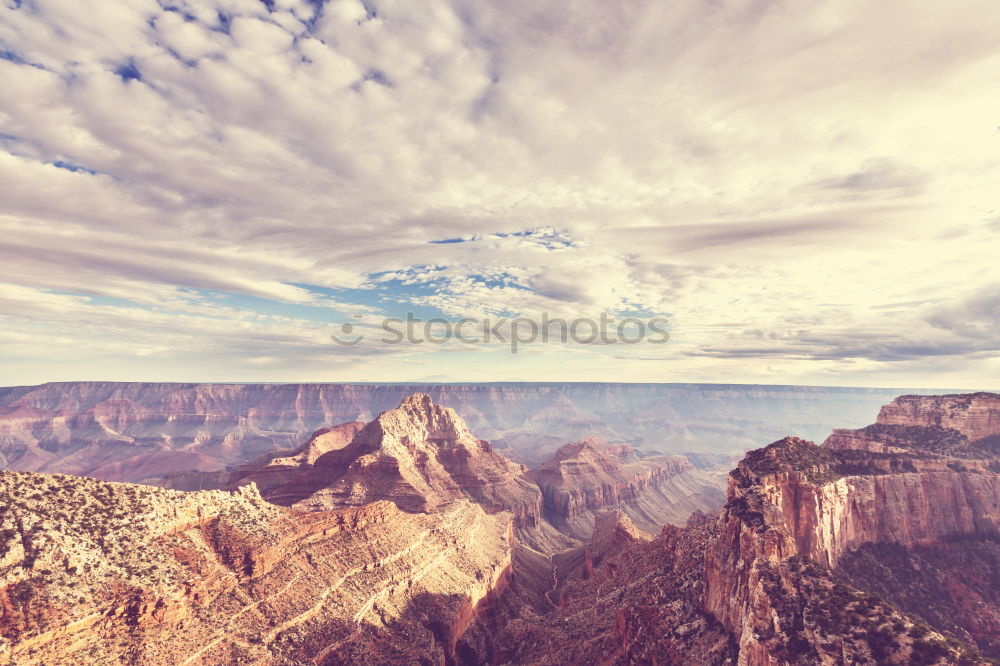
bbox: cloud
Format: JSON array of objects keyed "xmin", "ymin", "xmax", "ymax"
[{"xmin": 0, "ymin": 0, "xmax": 998, "ymax": 386}]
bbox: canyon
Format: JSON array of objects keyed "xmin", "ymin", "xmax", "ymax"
[
  {"xmin": 2, "ymin": 390, "xmax": 999, "ymax": 664},
  {"xmin": 0, "ymin": 391, "xmax": 724, "ymax": 664},
  {"xmin": 161, "ymin": 394, "xmax": 723, "ymax": 553},
  {"xmin": 0, "ymin": 381, "xmax": 946, "ymax": 481}
]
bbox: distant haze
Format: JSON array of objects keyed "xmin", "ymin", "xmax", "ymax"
[{"xmin": 0, "ymin": 381, "xmax": 961, "ymax": 480}]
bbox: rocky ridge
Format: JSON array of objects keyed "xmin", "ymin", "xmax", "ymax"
[
  {"xmin": 4, "ymin": 391, "xmax": 1000, "ymax": 665},
  {"xmin": 0, "ymin": 470, "xmax": 512, "ymax": 665},
  {"xmin": 252, "ymin": 394, "xmax": 551, "ymax": 544},
  {"xmin": 162, "ymin": 395, "xmax": 723, "ymax": 554},
  {"xmin": 876, "ymin": 393, "xmax": 1000, "ymax": 441},
  {"xmin": 482, "ymin": 519, "xmax": 736, "ymax": 664}
]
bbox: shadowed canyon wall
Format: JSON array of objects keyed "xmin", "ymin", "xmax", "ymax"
[{"xmin": 705, "ymin": 393, "xmax": 1000, "ymax": 664}]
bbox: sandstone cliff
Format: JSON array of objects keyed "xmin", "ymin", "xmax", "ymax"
[
  {"xmin": 704, "ymin": 392, "xmax": 1000, "ymax": 664},
  {"xmin": 0, "ymin": 470, "xmax": 513, "ymax": 665},
  {"xmin": 161, "ymin": 395, "xmax": 726, "ymax": 557},
  {"xmin": 8, "ymin": 389, "xmax": 998, "ymax": 665},
  {"xmin": 876, "ymin": 393, "xmax": 1000, "ymax": 441},
  {"xmin": 483, "ymin": 520, "xmax": 736, "ymax": 665}
]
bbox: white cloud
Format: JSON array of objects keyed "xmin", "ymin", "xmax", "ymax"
[{"xmin": 0, "ymin": 0, "xmax": 998, "ymax": 387}]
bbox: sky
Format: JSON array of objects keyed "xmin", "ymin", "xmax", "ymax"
[{"xmin": 1, "ymin": 0, "xmax": 998, "ymax": 388}]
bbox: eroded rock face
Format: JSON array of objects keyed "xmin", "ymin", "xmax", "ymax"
[
  {"xmin": 9, "ymin": 390, "xmax": 998, "ymax": 665},
  {"xmin": 527, "ymin": 438, "xmax": 723, "ymax": 538},
  {"xmin": 289, "ymin": 395, "xmax": 546, "ymax": 533},
  {"xmin": 876, "ymin": 393, "xmax": 1000, "ymax": 441},
  {"xmin": 704, "ymin": 392, "xmax": 1000, "ymax": 665},
  {"xmin": 160, "ymin": 421, "xmax": 366, "ymax": 496},
  {"xmin": 581, "ymin": 510, "xmax": 653, "ymax": 582},
  {"xmin": 488, "ymin": 520, "xmax": 736, "ymax": 665},
  {"xmin": 0, "ymin": 470, "xmax": 513, "ymax": 665}
]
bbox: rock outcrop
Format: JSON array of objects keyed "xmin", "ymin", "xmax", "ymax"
[
  {"xmin": 578, "ymin": 511, "xmax": 652, "ymax": 587},
  {"xmin": 8, "ymin": 390, "xmax": 999, "ymax": 665},
  {"xmin": 0, "ymin": 381, "xmax": 939, "ymax": 480},
  {"xmin": 876, "ymin": 392, "xmax": 1000, "ymax": 441},
  {"xmin": 487, "ymin": 520, "xmax": 736, "ymax": 665},
  {"xmin": 528, "ymin": 438, "xmax": 724, "ymax": 538},
  {"xmin": 704, "ymin": 392, "xmax": 1000, "ymax": 664},
  {"xmin": 159, "ymin": 421, "xmax": 366, "ymax": 495},
  {"xmin": 285, "ymin": 394, "xmax": 546, "ymax": 531},
  {"xmin": 0, "ymin": 470, "xmax": 513, "ymax": 665}
]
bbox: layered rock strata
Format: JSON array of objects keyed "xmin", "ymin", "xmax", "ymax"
[
  {"xmin": 288, "ymin": 394, "xmax": 545, "ymax": 529},
  {"xmin": 159, "ymin": 421, "xmax": 365, "ymax": 495},
  {"xmin": 165, "ymin": 395, "xmax": 725, "ymax": 555},
  {"xmin": 705, "ymin": 392, "xmax": 1000, "ymax": 664},
  {"xmin": 0, "ymin": 470, "xmax": 512, "ymax": 665},
  {"xmin": 876, "ymin": 393, "xmax": 1000, "ymax": 441},
  {"xmin": 528, "ymin": 438, "xmax": 724, "ymax": 538},
  {"xmin": 485, "ymin": 520, "xmax": 736, "ymax": 664}
]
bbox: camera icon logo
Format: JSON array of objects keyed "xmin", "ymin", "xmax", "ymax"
[{"xmin": 330, "ymin": 317, "xmax": 364, "ymax": 346}]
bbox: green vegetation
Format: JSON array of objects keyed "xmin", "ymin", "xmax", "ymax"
[
  {"xmin": 858, "ymin": 424, "xmax": 971, "ymax": 456},
  {"xmin": 836, "ymin": 539, "xmax": 1000, "ymax": 663},
  {"xmin": 741, "ymin": 437, "xmax": 842, "ymax": 484}
]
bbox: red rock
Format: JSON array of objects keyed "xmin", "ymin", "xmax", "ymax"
[
  {"xmin": 527, "ymin": 437, "xmax": 723, "ymax": 538},
  {"xmin": 876, "ymin": 392, "xmax": 1000, "ymax": 440},
  {"xmin": 0, "ymin": 470, "xmax": 513, "ymax": 664},
  {"xmin": 290, "ymin": 394, "xmax": 546, "ymax": 532},
  {"xmin": 704, "ymin": 393, "xmax": 1000, "ymax": 664}
]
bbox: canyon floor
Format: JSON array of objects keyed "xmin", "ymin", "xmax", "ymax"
[{"xmin": 1, "ymin": 390, "xmax": 999, "ymax": 665}]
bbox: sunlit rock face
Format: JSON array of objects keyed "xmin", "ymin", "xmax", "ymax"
[
  {"xmin": 5, "ymin": 391, "xmax": 1000, "ymax": 665},
  {"xmin": 0, "ymin": 381, "xmax": 936, "ymax": 480},
  {"xmin": 875, "ymin": 392, "xmax": 1000, "ymax": 441},
  {"xmin": 288, "ymin": 393, "xmax": 545, "ymax": 529},
  {"xmin": 0, "ymin": 470, "xmax": 513, "ymax": 665},
  {"xmin": 704, "ymin": 392, "xmax": 1000, "ymax": 665}
]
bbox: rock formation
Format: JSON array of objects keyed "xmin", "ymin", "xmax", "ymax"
[
  {"xmin": 0, "ymin": 469, "xmax": 512, "ymax": 665},
  {"xmin": 5, "ymin": 390, "xmax": 999, "ymax": 665},
  {"xmin": 875, "ymin": 392, "xmax": 1000, "ymax": 441},
  {"xmin": 159, "ymin": 421, "xmax": 366, "ymax": 495},
  {"xmin": 0, "ymin": 381, "xmax": 937, "ymax": 480},
  {"xmin": 484, "ymin": 519, "xmax": 736, "ymax": 665},
  {"xmin": 246, "ymin": 394, "xmax": 733, "ymax": 626},
  {"xmin": 528, "ymin": 437, "xmax": 725, "ymax": 538},
  {"xmin": 161, "ymin": 396, "xmax": 724, "ymax": 554},
  {"xmin": 282, "ymin": 394, "xmax": 546, "ymax": 530},
  {"xmin": 705, "ymin": 392, "xmax": 1000, "ymax": 664}
]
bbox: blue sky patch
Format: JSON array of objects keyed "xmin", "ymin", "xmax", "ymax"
[
  {"xmin": 114, "ymin": 60, "xmax": 142, "ymax": 83},
  {"xmin": 51, "ymin": 160, "xmax": 98, "ymax": 175}
]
